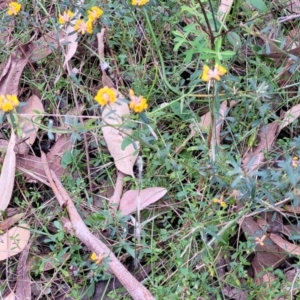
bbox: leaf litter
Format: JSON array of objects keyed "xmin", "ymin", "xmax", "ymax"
[{"xmin": 4, "ymin": 1, "xmax": 300, "ymax": 299}]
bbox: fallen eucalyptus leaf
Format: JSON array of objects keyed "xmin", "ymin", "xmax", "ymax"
[
  {"xmin": 0, "ymin": 132, "xmax": 16, "ymax": 212},
  {"xmin": 0, "ymin": 223, "xmax": 30, "ymax": 261},
  {"xmin": 119, "ymin": 187, "xmax": 167, "ymax": 215}
]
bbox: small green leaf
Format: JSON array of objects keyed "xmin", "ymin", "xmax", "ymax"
[
  {"xmin": 61, "ymin": 149, "xmax": 80, "ymax": 169},
  {"xmin": 227, "ymin": 32, "xmax": 241, "ymax": 48},
  {"xmin": 139, "ymin": 112, "xmax": 149, "ymax": 124},
  {"xmin": 246, "ymin": 0, "xmax": 268, "ymax": 12},
  {"xmin": 121, "ymin": 136, "xmax": 133, "ymax": 150}
]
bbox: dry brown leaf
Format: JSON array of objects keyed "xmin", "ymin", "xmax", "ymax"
[
  {"xmin": 29, "ymin": 252, "xmax": 70, "ymax": 272},
  {"xmin": 16, "ymin": 154, "xmax": 48, "ymax": 183},
  {"xmin": 119, "ymin": 187, "xmax": 167, "ymax": 215},
  {"xmin": 281, "ymin": 205, "xmax": 300, "ymax": 214},
  {"xmin": 270, "ymin": 233, "xmax": 300, "ymax": 255},
  {"xmin": 63, "ymin": 26, "xmax": 78, "ymax": 71},
  {"xmin": 0, "ymin": 132, "xmax": 16, "ymax": 212},
  {"xmin": 287, "ymin": 0, "xmax": 300, "ymax": 12},
  {"xmin": 47, "ymin": 134, "xmax": 73, "ymax": 177},
  {"xmin": 279, "ymin": 104, "xmax": 300, "ymax": 131},
  {"xmin": 192, "ymin": 101, "xmax": 237, "ymax": 146},
  {"xmin": 3, "ymin": 291, "xmax": 15, "ymax": 300},
  {"xmin": 239, "ymin": 216, "xmax": 285, "ymax": 266},
  {"xmin": 0, "ymin": 50, "xmax": 27, "ymax": 96},
  {"xmin": 221, "ymin": 286, "xmax": 247, "ymax": 300},
  {"xmin": 15, "ymin": 243, "xmax": 31, "ymax": 300},
  {"xmin": 254, "ymin": 270, "xmax": 276, "ymax": 286},
  {"xmin": 19, "ymin": 94, "xmax": 44, "ymax": 145},
  {"xmin": 102, "ymin": 94, "xmax": 139, "ymax": 177},
  {"xmin": 0, "ymin": 213, "xmax": 25, "ymax": 231},
  {"xmin": 27, "ymin": 32, "xmax": 64, "ymax": 63},
  {"xmin": 0, "ymin": 223, "xmax": 30, "ymax": 261},
  {"xmin": 0, "ymin": 56, "xmax": 12, "ymax": 82},
  {"xmin": 97, "ymin": 29, "xmax": 114, "ymax": 88},
  {"xmin": 218, "ymin": 0, "xmax": 234, "ymax": 21},
  {"xmin": 242, "ymin": 122, "xmax": 279, "ymax": 172}
]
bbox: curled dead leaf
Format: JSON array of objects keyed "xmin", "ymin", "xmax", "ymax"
[
  {"xmin": 0, "ymin": 223, "xmax": 30, "ymax": 261},
  {"xmin": 270, "ymin": 233, "xmax": 300, "ymax": 255}
]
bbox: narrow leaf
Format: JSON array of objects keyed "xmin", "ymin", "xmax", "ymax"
[
  {"xmin": 0, "ymin": 132, "xmax": 16, "ymax": 212},
  {"xmin": 246, "ymin": 0, "xmax": 268, "ymax": 12}
]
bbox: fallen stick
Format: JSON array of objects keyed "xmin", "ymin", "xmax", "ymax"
[{"xmin": 41, "ymin": 152, "xmax": 155, "ymax": 300}]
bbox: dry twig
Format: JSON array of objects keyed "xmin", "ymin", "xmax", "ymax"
[{"xmin": 40, "ymin": 152, "xmax": 155, "ymax": 300}]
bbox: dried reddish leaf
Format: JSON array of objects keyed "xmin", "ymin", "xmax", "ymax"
[
  {"xmin": 270, "ymin": 233, "xmax": 300, "ymax": 255},
  {"xmin": 29, "ymin": 252, "xmax": 70, "ymax": 272},
  {"xmin": 281, "ymin": 205, "xmax": 300, "ymax": 214},
  {"xmin": 47, "ymin": 134, "xmax": 73, "ymax": 177},
  {"xmin": 27, "ymin": 32, "xmax": 64, "ymax": 63},
  {"xmin": 0, "ymin": 132, "xmax": 16, "ymax": 212},
  {"xmin": 19, "ymin": 94, "xmax": 44, "ymax": 145},
  {"xmin": 0, "ymin": 213, "xmax": 24, "ymax": 231},
  {"xmin": 279, "ymin": 104, "xmax": 300, "ymax": 131},
  {"xmin": 97, "ymin": 29, "xmax": 114, "ymax": 88},
  {"xmin": 0, "ymin": 56, "xmax": 12, "ymax": 82},
  {"xmin": 0, "ymin": 50, "xmax": 27, "ymax": 96},
  {"xmin": 218, "ymin": 0, "xmax": 234, "ymax": 21},
  {"xmin": 119, "ymin": 187, "xmax": 167, "ymax": 215},
  {"xmin": 3, "ymin": 291, "xmax": 15, "ymax": 300},
  {"xmin": 16, "ymin": 154, "xmax": 48, "ymax": 183},
  {"xmin": 239, "ymin": 216, "xmax": 285, "ymax": 265},
  {"xmin": 63, "ymin": 22, "xmax": 79, "ymax": 72},
  {"xmin": 15, "ymin": 243, "xmax": 31, "ymax": 300},
  {"xmin": 0, "ymin": 223, "xmax": 30, "ymax": 260},
  {"xmin": 242, "ymin": 122, "xmax": 279, "ymax": 172}
]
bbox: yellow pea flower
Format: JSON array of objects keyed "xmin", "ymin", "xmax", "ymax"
[
  {"xmin": 87, "ymin": 6, "xmax": 103, "ymax": 22},
  {"xmin": 201, "ymin": 64, "xmax": 227, "ymax": 82},
  {"xmin": 255, "ymin": 235, "xmax": 266, "ymax": 246},
  {"xmin": 212, "ymin": 197, "xmax": 227, "ymax": 208},
  {"xmin": 0, "ymin": 94, "xmax": 19, "ymax": 112},
  {"xmin": 58, "ymin": 10, "xmax": 74, "ymax": 25},
  {"xmin": 90, "ymin": 252, "xmax": 106, "ymax": 264},
  {"xmin": 74, "ymin": 19, "xmax": 93, "ymax": 35},
  {"xmin": 94, "ymin": 87, "xmax": 117, "ymax": 106},
  {"xmin": 129, "ymin": 89, "xmax": 148, "ymax": 113},
  {"xmin": 132, "ymin": 0, "xmax": 150, "ymax": 5},
  {"xmin": 7, "ymin": 2, "xmax": 21, "ymax": 16}
]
